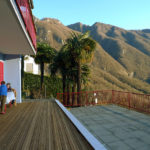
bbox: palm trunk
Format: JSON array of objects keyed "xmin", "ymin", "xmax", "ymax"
[
  {"xmin": 62, "ymin": 75, "xmax": 66, "ymax": 105},
  {"xmin": 67, "ymin": 83, "xmax": 70, "ymax": 106},
  {"xmin": 77, "ymin": 61, "xmax": 81, "ymax": 105},
  {"xmin": 40, "ymin": 62, "xmax": 44, "ymax": 90},
  {"xmin": 72, "ymin": 82, "xmax": 76, "ymax": 106}
]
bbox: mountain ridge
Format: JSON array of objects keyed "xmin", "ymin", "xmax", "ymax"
[
  {"xmin": 68, "ymin": 21, "xmax": 150, "ymax": 80},
  {"xmin": 34, "ymin": 17, "xmax": 150, "ymax": 93}
]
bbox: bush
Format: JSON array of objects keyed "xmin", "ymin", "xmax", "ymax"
[{"xmin": 23, "ymin": 73, "xmax": 62, "ymax": 99}]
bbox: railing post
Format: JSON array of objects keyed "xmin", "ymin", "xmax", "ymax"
[
  {"xmin": 86, "ymin": 92, "xmax": 88, "ymax": 105},
  {"xmin": 112, "ymin": 90, "xmax": 114, "ymax": 104},
  {"xmin": 128, "ymin": 93, "xmax": 131, "ymax": 109},
  {"xmin": 57, "ymin": 93, "xmax": 59, "ymax": 100},
  {"xmin": 93, "ymin": 91, "xmax": 95, "ymax": 105},
  {"xmin": 63, "ymin": 93, "xmax": 65, "ymax": 105}
]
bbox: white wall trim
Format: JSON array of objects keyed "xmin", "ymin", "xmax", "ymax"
[
  {"xmin": 10, "ymin": 0, "xmax": 36, "ymax": 55},
  {"xmin": 55, "ymin": 99, "xmax": 107, "ymax": 150},
  {"xmin": 4, "ymin": 57, "xmax": 22, "ymax": 103}
]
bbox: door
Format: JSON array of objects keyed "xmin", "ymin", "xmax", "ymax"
[{"xmin": 0, "ymin": 61, "xmax": 4, "ymax": 84}]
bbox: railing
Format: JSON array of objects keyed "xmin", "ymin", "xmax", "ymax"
[
  {"xmin": 57, "ymin": 90, "xmax": 150, "ymax": 114},
  {"xmin": 15, "ymin": 0, "xmax": 36, "ymax": 49}
]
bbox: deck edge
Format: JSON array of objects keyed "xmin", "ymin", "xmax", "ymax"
[{"xmin": 55, "ymin": 99, "xmax": 107, "ymax": 150}]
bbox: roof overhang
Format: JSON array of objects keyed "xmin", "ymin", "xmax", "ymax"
[{"xmin": 0, "ymin": 0, "xmax": 36, "ymax": 55}]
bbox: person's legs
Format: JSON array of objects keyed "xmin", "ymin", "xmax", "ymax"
[
  {"xmin": 14, "ymin": 100, "xmax": 17, "ymax": 106},
  {"xmin": 11, "ymin": 100, "xmax": 14, "ymax": 104},
  {"xmin": 1, "ymin": 96, "xmax": 6, "ymax": 113}
]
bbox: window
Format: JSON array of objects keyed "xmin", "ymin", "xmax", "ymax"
[{"xmin": 26, "ymin": 63, "xmax": 33, "ymax": 73}]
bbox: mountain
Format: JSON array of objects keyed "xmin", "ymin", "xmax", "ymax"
[
  {"xmin": 68, "ymin": 22, "xmax": 150, "ymax": 81},
  {"xmin": 34, "ymin": 18, "xmax": 150, "ymax": 94},
  {"xmin": 35, "ymin": 18, "xmax": 79, "ymax": 50}
]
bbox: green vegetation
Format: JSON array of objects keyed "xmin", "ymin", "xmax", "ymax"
[
  {"xmin": 23, "ymin": 73, "xmax": 62, "ymax": 99},
  {"xmin": 31, "ymin": 18, "xmax": 150, "ymax": 98},
  {"xmin": 50, "ymin": 32, "xmax": 96, "ymax": 105},
  {"xmin": 33, "ymin": 43, "xmax": 56, "ymax": 89},
  {"xmin": 64, "ymin": 32, "xmax": 96, "ymax": 104}
]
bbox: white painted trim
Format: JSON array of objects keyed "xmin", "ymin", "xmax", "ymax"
[
  {"xmin": 10, "ymin": 0, "xmax": 36, "ymax": 55},
  {"xmin": 4, "ymin": 57, "xmax": 22, "ymax": 103},
  {"xmin": 55, "ymin": 99, "xmax": 107, "ymax": 150}
]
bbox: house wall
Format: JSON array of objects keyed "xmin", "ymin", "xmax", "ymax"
[
  {"xmin": 4, "ymin": 55, "xmax": 21, "ymax": 103},
  {"xmin": 24, "ymin": 55, "xmax": 39, "ymax": 74}
]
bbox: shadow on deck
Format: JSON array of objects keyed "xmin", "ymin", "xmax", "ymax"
[{"xmin": 0, "ymin": 100, "xmax": 93, "ymax": 150}]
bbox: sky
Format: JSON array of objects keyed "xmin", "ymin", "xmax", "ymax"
[{"xmin": 33, "ymin": 0, "xmax": 150, "ymax": 30}]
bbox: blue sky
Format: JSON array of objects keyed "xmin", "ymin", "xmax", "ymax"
[{"xmin": 33, "ymin": 0, "xmax": 150, "ymax": 30}]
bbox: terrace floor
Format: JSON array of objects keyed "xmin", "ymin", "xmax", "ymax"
[
  {"xmin": 71, "ymin": 105, "xmax": 150, "ymax": 150},
  {"xmin": 0, "ymin": 100, "xmax": 92, "ymax": 150}
]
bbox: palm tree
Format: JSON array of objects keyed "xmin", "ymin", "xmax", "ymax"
[
  {"xmin": 34, "ymin": 42, "xmax": 56, "ymax": 90},
  {"xmin": 81, "ymin": 64, "xmax": 90, "ymax": 88},
  {"xmin": 69, "ymin": 64, "xmax": 90, "ymax": 106},
  {"xmin": 50, "ymin": 32, "xmax": 95, "ymax": 105},
  {"xmin": 50, "ymin": 49, "xmax": 70, "ymax": 105},
  {"xmin": 67, "ymin": 66, "xmax": 77, "ymax": 105},
  {"xmin": 66, "ymin": 32, "xmax": 96, "ymax": 104}
]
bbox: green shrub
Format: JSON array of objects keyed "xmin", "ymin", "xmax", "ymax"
[{"xmin": 23, "ymin": 73, "xmax": 62, "ymax": 99}]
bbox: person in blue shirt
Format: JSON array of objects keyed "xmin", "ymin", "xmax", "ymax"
[{"xmin": 0, "ymin": 81, "xmax": 7, "ymax": 114}]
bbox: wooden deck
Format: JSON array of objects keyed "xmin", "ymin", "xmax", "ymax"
[{"xmin": 0, "ymin": 100, "xmax": 93, "ymax": 150}]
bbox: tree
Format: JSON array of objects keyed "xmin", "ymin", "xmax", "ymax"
[
  {"xmin": 50, "ymin": 32, "xmax": 96, "ymax": 105},
  {"xmin": 50, "ymin": 45, "xmax": 91, "ymax": 106},
  {"xmin": 50, "ymin": 49, "xmax": 70, "ymax": 104},
  {"xmin": 66, "ymin": 32, "xmax": 96, "ymax": 104},
  {"xmin": 68, "ymin": 64, "xmax": 90, "ymax": 105},
  {"xmin": 34, "ymin": 43, "xmax": 56, "ymax": 90},
  {"xmin": 81, "ymin": 64, "xmax": 90, "ymax": 88}
]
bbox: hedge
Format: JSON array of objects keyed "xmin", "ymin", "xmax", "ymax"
[{"xmin": 23, "ymin": 73, "xmax": 62, "ymax": 99}]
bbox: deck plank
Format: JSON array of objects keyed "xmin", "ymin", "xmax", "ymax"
[{"xmin": 0, "ymin": 100, "xmax": 93, "ymax": 150}]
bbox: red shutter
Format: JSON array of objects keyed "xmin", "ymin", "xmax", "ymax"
[{"xmin": 0, "ymin": 61, "xmax": 4, "ymax": 84}]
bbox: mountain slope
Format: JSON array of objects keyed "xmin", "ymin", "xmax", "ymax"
[
  {"xmin": 34, "ymin": 18, "xmax": 150, "ymax": 93},
  {"xmin": 35, "ymin": 18, "xmax": 79, "ymax": 50},
  {"xmin": 68, "ymin": 22, "xmax": 150, "ymax": 81}
]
